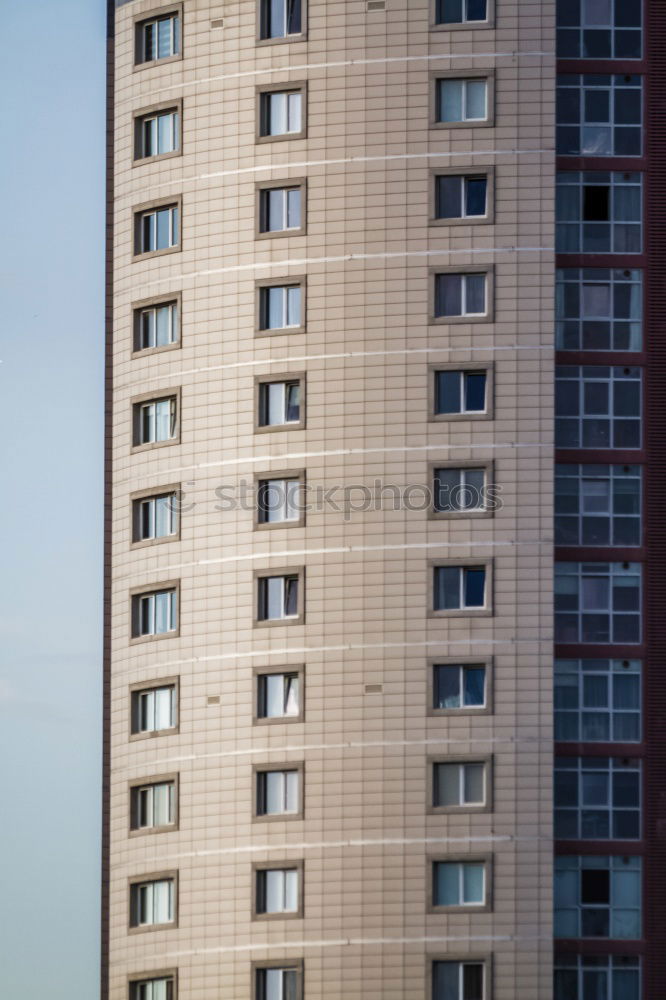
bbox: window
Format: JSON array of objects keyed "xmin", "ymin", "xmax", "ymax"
[
  {"xmin": 433, "ymin": 369, "xmax": 488, "ymax": 416},
  {"xmin": 129, "ymin": 976, "xmax": 175, "ymax": 1000},
  {"xmin": 257, "ymin": 477, "xmax": 303, "ymax": 526},
  {"xmin": 555, "ymin": 757, "xmax": 640, "ymax": 840},
  {"xmin": 434, "ymin": 272, "xmax": 488, "ymax": 319},
  {"xmin": 134, "ymin": 300, "xmax": 179, "ymax": 353},
  {"xmin": 135, "ymin": 203, "xmax": 180, "ymax": 255},
  {"xmin": 435, "ymin": 0, "xmax": 489, "ymax": 25},
  {"xmin": 432, "ymin": 960, "xmax": 486, "ymax": 1000},
  {"xmin": 132, "ymin": 588, "xmax": 178, "ymax": 639},
  {"xmin": 433, "ymin": 467, "xmax": 487, "ymax": 514},
  {"xmin": 135, "ymin": 108, "xmax": 180, "ymax": 160},
  {"xmin": 555, "ymin": 562, "xmax": 641, "ymax": 644},
  {"xmin": 556, "ymin": 0, "xmax": 642, "ymax": 60},
  {"xmin": 432, "ymin": 761, "xmax": 488, "ymax": 809},
  {"xmin": 258, "ymin": 184, "xmax": 304, "ymax": 235},
  {"xmin": 433, "ymin": 565, "xmax": 487, "ymax": 612},
  {"xmin": 554, "ymin": 658, "xmax": 641, "ymax": 743},
  {"xmin": 432, "ymin": 861, "xmax": 486, "ymax": 908},
  {"xmin": 131, "ymin": 780, "xmax": 177, "ymax": 832},
  {"xmin": 131, "ymin": 684, "xmax": 178, "ymax": 736},
  {"xmin": 555, "ymin": 465, "xmax": 641, "ymax": 546},
  {"xmin": 434, "ymin": 174, "xmax": 488, "ymax": 221},
  {"xmin": 557, "ymin": 76, "xmax": 642, "ymax": 157},
  {"xmin": 257, "ymin": 572, "xmax": 302, "ymax": 622},
  {"xmin": 258, "ymin": 378, "xmax": 303, "ymax": 429},
  {"xmin": 258, "ymin": 283, "xmax": 303, "ymax": 332},
  {"xmin": 554, "ymin": 856, "xmax": 641, "ymax": 939},
  {"xmin": 259, "ymin": 88, "xmax": 304, "ymax": 139},
  {"xmin": 130, "ymin": 877, "xmax": 176, "ymax": 928},
  {"xmin": 134, "ymin": 396, "xmax": 178, "ymax": 447},
  {"xmin": 554, "ymin": 954, "xmax": 640, "ymax": 1000},
  {"xmin": 255, "ymin": 866, "xmax": 301, "ymax": 916},
  {"xmin": 256, "ymin": 768, "xmax": 301, "ymax": 817},
  {"xmin": 432, "ymin": 663, "xmax": 487, "ymax": 711},
  {"xmin": 435, "ymin": 78, "xmax": 489, "ymax": 124},
  {"xmin": 556, "ymin": 268, "xmax": 642, "ymax": 352},
  {"xmin": 255, "ymin": 964, "xmax": 303, "ymax": 1000},
  {"xmin": 257, "ymin": 671, "xmax": 302, "ymax": 721},
  {"xmin": 259, "ymin": 0, "xmax": 303, "ymax": 40},
  {"xmin": 556, "ymin": 172, "xmax": 642, "ymax": 254},
  {"xmin": 136, "ymin": 10, "xmax": 181, "ymax": 64},
  {"xmin": 555, "ymin": 366, "xmax": 641, "ymax": 450},
  {"xmin": 133, "ymin": 492, "xmax": 179, "ymax": 543}
]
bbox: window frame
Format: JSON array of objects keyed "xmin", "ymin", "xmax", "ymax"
[
  {"xmin": 428, "ymin": 955, "xmax": 491, "ymax": 1000},
  {"xmin": 253, "ymin": 665, "xmax": 305, "ymax": 725},
  {"xmin": 130, "ymin": 582, "xmax": 180, "ymax": 643},
  {"xmin": 428, "ymin": 855, "xmax": 492, "ymax": 913},
  {"xmin": 554, "ymin": 755, "xmax": 641, "ymax": 841},
  {"xmin": 556, "ymin": 171, "xmax": 643, "ymax": 255},
  {"xmin": 133, "ymin": 99, "xmax": 183, "ymax": 164},
  {"xmin": 134, "ymin": 5, "xmax": 183, "ymax": 69},
  {"xmin": 129, "ymin": 678, "xmax": 180, "ymax": 741},
  {"xmin": 556, "ymin": 0, "xmax": 643, "ymax": 61},
  {"xmin": 554, "ymin": 463, "xmax": 642, "ymax": 548},
  {"xmin": 430, "ymin": 70, "xmax": 495, "ymax": 129},
  {"xmin": 254, "ymin": 567, "xmax": 306, "ymax": 626},
  {"xmin": 430, "ymin": 166, "xmax": 494, "ymax": 226},
  {"xmin": 256, "ymin": 0, "xmax": 307, "ymax": 45},
  {"xmin": 129, "ymin": 774, "xmax": 179, "ymax": 836},
  {"xmin": 127, "ymin": 970, "xmax": 178, "ymax": 1000},
  {"xmin": 428, "ymin": 756, "xmax": 494, "ymax": 815},
  {"xmin": 255, "ymin": 373, "xmax": 307, "ymax": 433},
  {"xmin": 556, "ymin": 74, "xmax": 643, "ymax": 158},
  {"xmin": 428, "ymin": 460, "xmax": 494, "ymax": 520},
  {"xmin": 132, "ymin": 292, "xmax": 182, "ymax": 358},
  {"xmin": 251, "ymin": 960, "xmax": 304, "ymax": 1000},
  {"xmin": 131, "ymin": 484, "xmax": 182, "ymax": 548},
  {"xmin": 128, "ymin": 872, "xmax": 178, "ymax": 932},
  {"xmin": 427, "ymin": 657, "xmax": 492, "ymax": 717},
  {"xmin": 555, "ymin": 365, "xmax": 642, "ymax": 451},
  {"xmin": 131, "ymin": 389, "xmax": 181, "ymax": 452},
  {"xmin": 133, "ymin": 197, "xmax": 182, "ymax": 259},
  {"xmin": 255, "ymin": 277, "xmax": 306, "ymax": 335},
  {"xmin": 554, "ymin": 657, "xmax": 642, "ymax": 744},
  {"xmin": 252, "ymin": 860, "xmax": 305, "ymax": 920},
  {"xmin": 554, "ymin": 854, "xmax": 642, "ymax": 940},
  {"xmin": 253, "ymin": 763, "xmax": 305, "ymax": 822},
  {"xmin": 554, "ymin": 561, "xmax": 642, "ymax": 645},
  {"xmin": 555, "ymin": 267, "xmax": 643, "ymax": 353},
  {"xmin": 430, "ymin": 266, "xmax": 495, "ymax": 324},
  {"xmin": 431, "ymin": 0, "xmax": 494, "ymax": 30},
  {"xmin": 553, "ymin": 953, "xmax": 641, "ymax": 1000},
  {"xmin": 254, "ymin": 470, "xmax": 306, "ymax": 530},
  {"xmin": 429, "ymin": 559, "xmax": 493, "ymax": 618},
  {"xmin": 428, "ymin": 363, "xmax": 494, "ymax": 422},
  {"xmin": 256, "ymin": 82, "xmax": 307, "ymax": 143},
  {"xmin": 256, "ymin": 179, "xmax": 307, "ymax": 239}
]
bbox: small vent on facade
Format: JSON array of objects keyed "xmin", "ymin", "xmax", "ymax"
[
  {"xmin": 211, "ymin": 18, "xmax": 224, "ymax": 28},
  {"xmin": 367, "ymin": 0, "xmax": 386, "ymax": 10},
  {"xmin": 365, "ymin": 684, "xmax": 383, "ymax": 693},
  {"xmin": 207, "ymin": 695, "xmax": 221, "ymax": 705}
]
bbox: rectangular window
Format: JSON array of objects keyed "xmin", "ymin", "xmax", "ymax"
[
  {"xmin": 136, "ymin": 108, "xmax": 180, "ymax": 159},
  {"xmin": 255, "ymin": 965, "xmax": 302, "ymax": 1000},
  {"xmin": 433, "ymin": 761, "xmax": 487, "ymax": 809},
  {"xmin": 257, "ymin": 573, "xmax": 301, "ymax": 621},
  {"xmin": 434, "ymin": 273, "xmax": 487, "ymax": 318},
  {"xmin": 435, "ymin": 0, "xmax": 489, "ymax": 25},
  {"xmin": 259, "ymin": 284, "xmax": 302, "ymax": 331},
  {"xmin": 555, "ymin": 366, "xmax": 641, "ymax": 450},
  {"xmin": 556, "ymin": 268, "xmax": 642, "ymax": 352},
  {"xmin": 433, "ymin": 565, "xmax": 487, "ymax": 611},
  {"xmin": 131, "ymin": 684, "xmax": 178, "ymax": 736},
  {"xmin": 554, "ymin": 856, "xmax": 641, "ymax": 939},
  {"xmin": 434, "ymin": 369, "xmax": 488, "ymax": 416},
  {"xmin": 132, "ymin": 588, "xmax": 178, "ymax": 638},
  {"xmin": 555, "ymin": 562, "xmax": 641, "ymax": 644},
  {"xmin": 134, "ymin": 396, "xmax": 178, "ymax": 447},
  {"xmin": 131, "ymin": 781, "xmax": 177, "ymax": 831},
  {"xmin": 259, "ymin": 89, "xmax": 303, "ymax": 138},
  {"xmin": 129, "ymin": 976, "xmax": 175, "ymax": 1000},
  {"xmin": 257, "ymin": 671, "xmax": 301, "ymax": 720},
  {"xmin": 555, "ymin": 464, "xmax": 641, "ymax": 546},
  {"xmin": 135, "ymin": 204, "xmax": 180, "ymax": 255},
  {"xmin": 255, "ymin": 867, "xmax": 300, "ymax": 915},
  {"xmin": 259, "ymin": 185, "xmax": 303, "ymax": 234},
  {"xmin": 554, "ymin": 658, "xmax": 641, "ymax": 743},
  {"xmin": 434, "ymin": 174, "xmax": 488, "ymax": 220},
  {"xmin": 436, "ymin": 78, "xmax": 489, "ymax": 123},
  {"xmin": 256, "ymin": 768, "xmax": 301, "ymax": 817},
  {"xmin": 556, "ymin": 172, "xmax": 642, "ymax": 254},
  {"xmin": 133, "ymin": 492, "xmax": 179, "ymax": 543},
  {"xmin": 432, "ymin": 960, "xmax": 485, "ymax": 1000},
  {"xmin": 136, "ymin": 11, "xmax": 181, "ymax": 64},
  {"xmin": 433, "ymin": 467, "xmax": 487, "ymax": 513},
  {"xmin": 555, "ymin": 756, "xmax": 640, "ymax": 840},
  {"xmin": 130, "ymin": 877, "xmax": 176, "ymax": 928},
  {"xmin": 258, "ymin": 379, "xmax": 302, "ymax": 428},
  {"xmin": 557, "ymin": 75, "xmax": 642, "ymax": 156},
  {"xmin": 433, "ymin": 663, "xmax": 487, "ymax": 711},
  {"xmin": 433, "ymin": 861, "xmax": 486, "ymax": 907},
  {"xmin": 257, "ymin": 477, "xmax": 302, "ymax": 525},
  {"xmin": 135, "ymin": 301, "xmax": 179, "ymax": 352},
  {"xmin": 554, "ymin": 954, "xmax": 640, "ymax": 1000},
  {"xmin": 556, "ymin": 0, "xmax": 642, "ymax": 60},
  {"xmin": 259, "ymin": 0, "xmax": 303, "ymax": 40}
]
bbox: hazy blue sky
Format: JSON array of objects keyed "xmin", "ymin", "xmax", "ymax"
[{"xmin": 0, "ymin": 1, "xmax": 107, "ymax": 996}]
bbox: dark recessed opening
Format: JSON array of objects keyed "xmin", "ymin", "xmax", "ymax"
[{"xmin": 583, "ymin": 185, "xmax": 610, "ymax": 222}]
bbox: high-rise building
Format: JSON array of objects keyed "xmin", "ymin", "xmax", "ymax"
[{"xmin": 103, "ymin": 2, "xmax": 665, "ymax": 998}]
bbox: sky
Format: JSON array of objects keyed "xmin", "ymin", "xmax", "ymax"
[{"xmin": 0, "ymin": 1, "xmax": 107, "ymax": 996}]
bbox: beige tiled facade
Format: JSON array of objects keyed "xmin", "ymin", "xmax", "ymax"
[{"xmin": 106, "ymin": 1, "xmax": 555, "ymax": 997}]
